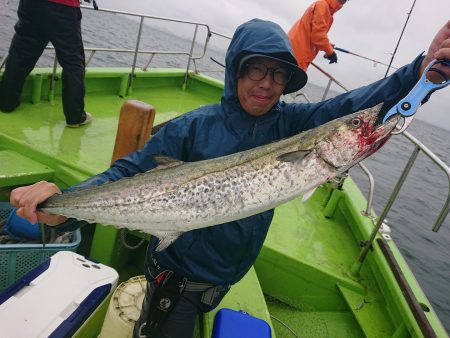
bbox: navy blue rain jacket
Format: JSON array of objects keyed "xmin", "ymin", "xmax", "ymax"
[{"xmin": 70, "ymin": 19, "xmax": 423, "ymax": 285}]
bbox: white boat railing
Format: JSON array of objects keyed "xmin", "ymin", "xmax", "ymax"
[
  {"xmin": 308, "ymin": 62, "xmax": 450, "ymax": 233},
  {"xmin": 0, "ymin": 5, "xmax": 213, "ymax": 92},
  {"xmin": 398, "ymin": 131, "xmax": 449, "ymax": 232},
  {"xmin": 310, "ymin": 62, "xmax": 350, "ymax": 95},
  {"xmin": 1, "ymin": 5, "xmax": 448, "ymax": 233}
]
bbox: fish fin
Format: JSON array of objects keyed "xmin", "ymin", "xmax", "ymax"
[
  {"xmin": 277, "ymin": 150, "xmax": 311, "ymax": 163},
  {"xmin": 152, "ymin": 155, "xmax": 184, "ymax": 169},
  {"xmin": 302, "ymin": 188, "xmax": 317, "ymax": 202},
  {"xmin": 153, "ymin": 231, "xmax": 183, "ymax": 251}
]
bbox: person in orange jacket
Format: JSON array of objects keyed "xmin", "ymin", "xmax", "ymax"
[{"xmin": 288, "ymin": 0, "xmax": 347, "ymax": 71}]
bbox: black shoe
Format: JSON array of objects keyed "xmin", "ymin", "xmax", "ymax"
[{"xmin": 0, "ymin": 101, "xmax": 19, "ymax": 113}]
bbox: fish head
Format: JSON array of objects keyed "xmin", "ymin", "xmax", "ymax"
[{"xmin": 315, "ymin": 104, "xmax": 400, "ymax": 169}]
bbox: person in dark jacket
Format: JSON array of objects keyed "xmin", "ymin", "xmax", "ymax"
[
  {"xmin": 10, "ymin": 18, "xmax": 450, "ymax": 338},
  {"xmin": 0, "ymin": 0, "xmax": 91, "ymax": 127}
]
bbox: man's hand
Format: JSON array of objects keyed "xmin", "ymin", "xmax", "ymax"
[
  {"xmin": 10, "ymin": 181, "xmax": 67, "ymax": 226},
  {"xmin": 324, "ymin": 51, "xmax": 338, "ymax": 64},
  {"xmin": 419, "ymin": 20, "xmax": 450, "ymax": 82}
]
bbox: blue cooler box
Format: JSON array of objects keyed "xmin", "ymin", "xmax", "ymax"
[
  {"xmin": 0, "ymin": 251, "xmax": 118, "ymax": 338},
  {"xmin": 212, "ymin": 308, "xmax": 272, "ymax": 338}
]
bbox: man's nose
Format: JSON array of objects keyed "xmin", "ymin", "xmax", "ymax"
[{"xmin": 259, "ymin": 70, "xmax": 275, "ymax": 86}]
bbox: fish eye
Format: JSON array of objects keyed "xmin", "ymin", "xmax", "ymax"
[{"xmin": 350, "ymin": 118, "xmax": 362, "ymax": 128}]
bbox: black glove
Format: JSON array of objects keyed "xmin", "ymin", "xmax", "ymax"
[{"xmin": 324, "ymin": 51, "xmax": 338, "ymax": 64}]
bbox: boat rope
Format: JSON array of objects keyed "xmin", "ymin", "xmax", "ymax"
[
  {"xmin": 120, "ymin": 229, "xmax": 145, "ymax": 250},
  {"xmin": 270, "ymin": 314, "xmax": 299, "ymax": 337}
]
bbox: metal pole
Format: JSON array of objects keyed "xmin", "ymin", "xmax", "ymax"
[
  {"xmin": 351, "ymin": 145, "xmax": 420, "ymax": 276},
  {"xmin": 0, "ymin": 56, "xmax": 6, "ymax": 72},
  {"xmin": 143, "ymin": 53, "xmax": 155, "ymax": 71},
  {"xmin": 357, "ymin": 162, "xmax": 375, "ymax": 216},
  {"xmin": 128, "ymin": 16, "xmax": 144, "ymax": 95},
  {"xmin": 183, "ymin": 24, "xmax": 199, "ymax": 90},
  {"xmin": 321, "ymin": 79, "xmax": 332, "ymax": 100},
  {"xmin": 49, "ymin": 55, "xmax": 58, "ymax": 103},
  {"xmin": 86, "ymin": 50, "xmax": 96, "ymax": 67}
]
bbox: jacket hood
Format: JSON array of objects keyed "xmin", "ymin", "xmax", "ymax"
[
  {"xmin": 223, "ymin": 18, "xmax": 307, "ymax": 101},
  {"xmin": 325, "ymin": 0, "xmax": 344, "ymax": 13}
]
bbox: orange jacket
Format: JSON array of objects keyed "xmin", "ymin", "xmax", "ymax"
[{"xmin": 288, "ymin": 0, "xmax": 343, "ymax": 70}]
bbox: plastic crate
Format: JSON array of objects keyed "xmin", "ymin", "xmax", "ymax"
[
  {"xmin": 0, "ymin": 202, "xmax": 11, "ymax": 223},
  {"xmin": 0, "ymin": 202, "xmax": 81, "ymax": 291}
]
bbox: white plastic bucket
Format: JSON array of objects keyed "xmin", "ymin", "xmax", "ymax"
[{"xmin": 99, "ymin": 275, "xmax": 147, "ymax": 338}]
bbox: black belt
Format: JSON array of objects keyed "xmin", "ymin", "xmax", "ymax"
[{"xmin": 140, "ymin": 271, "xmax": 228, "ymax": 337}]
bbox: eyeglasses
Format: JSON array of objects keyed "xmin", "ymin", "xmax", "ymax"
[{"xmin": 244, "ymin": 63, "xmax": 293, "ymax": 86}]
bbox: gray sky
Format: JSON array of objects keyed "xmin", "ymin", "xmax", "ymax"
[{"xmin": 100, "ymin": 0, "xmax": 450, "ymax": 129}]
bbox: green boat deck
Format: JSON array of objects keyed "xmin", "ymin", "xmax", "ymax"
[
  {"xmin": 0, "ymin": 68, "xmax": 447, "ymax": 338},
  {"xmin": 0, "ymin": 68, "xmax": 221, "ymax": 176}
]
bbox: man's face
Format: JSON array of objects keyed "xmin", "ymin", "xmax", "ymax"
[{"xmin": 237, "ymin": 57, "xmax": 289, "ymax": 116}]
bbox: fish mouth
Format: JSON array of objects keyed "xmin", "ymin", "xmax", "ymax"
[
  {"xmin": 360, "ymin": 116, "xmax": 400, "ymax": 160},
  {"xmin": 366, "ymin": 114, "xmax": 400, "ymax": 143}
]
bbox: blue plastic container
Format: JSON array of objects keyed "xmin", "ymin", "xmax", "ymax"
[
  {"xmin": 212, "ymin": 308, "xmax": 272, "ymax": 338},
  {"xmin": 5, "ymin": 208, "xmax": 41, "ymax": 241}
]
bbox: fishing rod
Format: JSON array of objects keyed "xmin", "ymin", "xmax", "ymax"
[
  {"xmin": 334, "ymin": 46, "xmax": 398, "ymax": 69},
  {"xmin": 384, "ymin": 0, "xmax": 417, "ymax": 78},
  {"xmin": 210, "ymin": 56, "xmax": 225, "ymax": 68}
]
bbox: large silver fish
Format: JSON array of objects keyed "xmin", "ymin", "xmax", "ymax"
[{"xmin": 40, "ymin": 104, "xmax": 399, "ymax": 250}]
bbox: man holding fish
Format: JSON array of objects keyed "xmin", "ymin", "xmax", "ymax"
[{"xmin": 10, "ymin": 18, "xmax": 450, "ymax": 338}]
